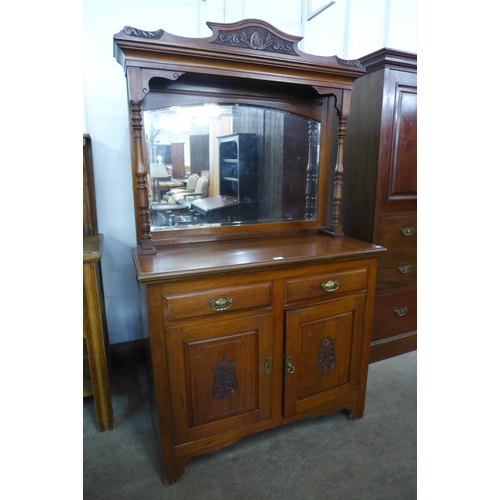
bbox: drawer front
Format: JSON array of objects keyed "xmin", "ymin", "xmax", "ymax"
[
  {"xmin": 376, "ymin": 250, "xmax": 416, "ymax": 291},
  {"xmin": 285, "ymin": 268, "xmax": 368, "ymax": 304},
  {"xmin": 376, "ymin": 215, "xmax": 417, "ymax": 250},
  {"xmin": 372, "ymin": 289, "xmax": 417, "ymax": 342},
  {"xmin": 163, "ymin": 282, "xmax": 272, "ymax": 322}
]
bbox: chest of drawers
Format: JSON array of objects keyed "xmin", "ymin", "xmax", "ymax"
[{"xmin": 342, "ymin": 49, "xmax": 417, "ymax": 362}]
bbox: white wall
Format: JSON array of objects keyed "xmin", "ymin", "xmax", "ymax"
[{"xmin": 83, "ymin": 0, "xmax": 416, "ymax": 345}]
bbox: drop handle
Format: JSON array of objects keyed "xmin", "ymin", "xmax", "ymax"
[
  {"xmin": 209, "ymin": 297, "xmax": 233, "ymax": 311},
  {"xmin": 398, "ymin": 265, "xmax": 411, "ymax": 274},
  {"xmin": 285, "ymin": 355, "xmax": 295, "ymax": 374},
  {"xmin": 394, "ymin": 307, "xmax": 408, "ymax": 317},
  {"xmin": 321, "ymin": 279, "xmax": 340, "ymax": 292},
  {"xmin": 400, "ymin": 227, "xmax": 415, "ymax": 236}
]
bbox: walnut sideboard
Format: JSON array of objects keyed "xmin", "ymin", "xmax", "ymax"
[
  {"xmin": 133, "ymin": 234, "xmax": 383, "ymax": 483},
  {"xmin": 113, "ymin": 19, "xmax": 386, "ymax": 484}
]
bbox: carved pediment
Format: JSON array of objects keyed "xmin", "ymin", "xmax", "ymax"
[{"xmin": 208, "ymin": 19, "xmax": 301, "ymax": 56}]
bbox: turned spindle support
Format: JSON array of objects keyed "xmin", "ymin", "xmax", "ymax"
[
  {"xmin": 330, "ymin": 113, "xmax": 347, "ymax": 236},
  {"xmin": 130, "ymin": 100, "xmax": 156, "ymax": 255},
  {"xmin": 304, "ymin": 120, "xmax": 320, "ymax": 220}
]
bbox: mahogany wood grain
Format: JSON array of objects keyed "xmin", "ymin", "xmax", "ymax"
[
  {"xmin": 375, "ymin": 215, "xmax": 417, "ymax": 249},
  {"xmin": 375, "ymin": 251, "xmax": 417, "ymax": 291},
  {"xmin": 370, "ymin": 332, "xmax": 417, "ymax": 364},
  {"xmin": 342, "ymin": 49, "xmax": 417, "ymax": 362},
  {"xmin": 371, "ymin": 288, "xmax": 417, "ymax": 342}
]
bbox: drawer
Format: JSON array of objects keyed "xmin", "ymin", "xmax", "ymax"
[
  {"xmin": 285, "ymin": 268, "xmax": 368, "ymax": 304},
  {"xmin": 163, "ymin": 282, "xmax": 272, "ymax": 322},
  {"xmin": 376, "ymin": 250, "xmax": 416, "ymax": 291},
  {"xmin": 376, "ymin": 215, "xmax": 417, "ymax": 250},
  {"xmin": 372, "ymin": 289, "xmax": 417, "ymax": 342}
]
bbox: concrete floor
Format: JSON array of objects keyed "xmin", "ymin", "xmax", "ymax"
[{"xmin": 83, "ymin": 351, "xmax": 417, "ymax": 500}]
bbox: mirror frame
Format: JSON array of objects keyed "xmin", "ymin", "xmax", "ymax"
[{"xmin": 114, "ymin": 19, "xmax": 365, "ymax": 254}]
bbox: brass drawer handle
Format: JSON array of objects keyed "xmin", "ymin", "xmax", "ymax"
[
  {"xmin": 400, "ymin": 227, "xmax": 415, "ymax": 236},
  {"xmin": 264, "ymin": 357, "xmax": 271, "ymax": 376},
  {"xmin": 285, "ymin": 355, "xmax": 295, "ymax": 374},
  {"xmin": 395, "ymin": 307, "xmax": 408, "ymax": 317},
  {"xmin": 398, "ymin": 265, "xmax": 411, "ymax": 274},
  {"xmin": 321, "ymin": 279, "xmax": 340, "ymax": 293},
  {"xmin": 209, "ymin": 297, "xmax": 233, "ymax": 311}
]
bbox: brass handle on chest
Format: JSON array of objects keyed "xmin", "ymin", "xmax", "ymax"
[
  {"xmin": 209, "ymin": 297, "xmax": 233, "ymax": 311},
  {"xmin": 321, "ymin": 279, "xmax": 340, "ymax": 293},
  {"xmin": 395, "ymin": 307, "xmax": 408, "ymax": 317},
  {"xmin": 398, "ymin": 265, "xmax": 411, "ymax": 274},
  {"xmin": 285, "ymin": 355, "xmax": 295, "ymax": 374},
  {"xmin": 400, "ymin": 227, "xmax": 415, "ymax": 236}
]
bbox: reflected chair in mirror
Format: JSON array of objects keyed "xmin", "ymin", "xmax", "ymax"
[
  {"xmin": 174, "ymin": 175, "xmax": 208, "ymax": 207},
  {"xmin": 162, "ymin": 173, "xmax": 199, "ymax": 201}
]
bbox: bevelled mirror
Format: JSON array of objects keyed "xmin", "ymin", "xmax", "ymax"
[
  {"xmin": 144, "ymin": 103, "xmax": 321, "ymax": 230},
  {"xmin": 114, "ymin": 19, "xmax": 364, "ymax": 253}
]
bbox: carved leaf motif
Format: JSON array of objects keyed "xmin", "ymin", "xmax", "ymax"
[
  {"xmin": 123, "ymin": 26, "xmax": 164, "ymax": 39},
  {"xmin": 250, "ymin": 31, "xmax": 264, "ymax": 50},
  {"xmin": 211, "ymin": 358, "xmax": 238, "ymax": 399},
  {"xmin": 337, "ymin": 57, "xmax": 362, "ymax": 68},
  {"xmin": 316, "ymin": 337, "xmax": 336, "ymax": 373}
]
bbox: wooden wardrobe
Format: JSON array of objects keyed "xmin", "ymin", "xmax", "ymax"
[{"xmin": 342, "ymin": 49, "xmax": 417, "ymax": 363}]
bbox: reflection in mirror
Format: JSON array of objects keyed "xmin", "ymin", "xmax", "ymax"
[{"xmin": 144, "ymin": 104, "xmax": 321, "ymax": 230}]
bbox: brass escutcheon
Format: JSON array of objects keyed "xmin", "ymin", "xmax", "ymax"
[
  {"xmin": 286, "ymin": 355, "xmax": 295, "ymax": 374},
  {"xmin": 400, "ymin": 227, "xmax": 415, "ymax": 236},
  {"xmin": 264, "ymin": 357, "xmax": 271, "ymax": 376},
  {"xmin": 321, "ymin": 279, "xmax": 340, "ymax": 292},
  {"xmin": 209, "ymin": 297, "xmax": 233, "ymax": 311},
  {"xmin": 395, "ymin": 307, "xmax": 408, "ymax": 317}
]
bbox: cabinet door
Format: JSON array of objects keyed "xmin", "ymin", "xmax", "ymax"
[
  {"xmin": 378, "ymin": 69, "xmax": 417, "ymax": 214},
  {"xmin": 166, "ymin": 313, "xmax": 273, "ymax": 444},
  {"xmin": 283, "ymin": 296, "xmax": 365, "ymax": 418}
]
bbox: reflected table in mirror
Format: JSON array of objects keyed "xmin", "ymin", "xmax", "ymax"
[
  {"xmin": 190, "ymin": 196, "xmax": 257, "ymax": 223},
  {"xmin": 151, "ymin": 202, "xmax": 200, "ymax": 227}
]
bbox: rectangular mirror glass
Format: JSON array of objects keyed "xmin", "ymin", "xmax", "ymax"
[{"xmin": 144, "ymin": 104, "xmax": 321, "ymax": 230}]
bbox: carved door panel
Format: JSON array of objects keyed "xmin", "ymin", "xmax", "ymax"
[
  {"xmin": 166, "ymin": 314, "xmax": 273, "ymax": 445},
  {"xmin": 283, "ymin": 296, "xmax": 365, "ymax": 418}
]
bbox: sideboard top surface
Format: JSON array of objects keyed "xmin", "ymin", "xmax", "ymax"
[{"xmin": 132, "ymin": 232, "xmax": 385, "ymax": 283}]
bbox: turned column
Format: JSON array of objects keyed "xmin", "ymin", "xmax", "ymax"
[
  {"xmin": 304, "ymin": 120, "xmax": 320, "ymax": 220},
  {"xmin": 330, "ymin": 113, "xmax": 347, "ymax": 236},
  {"xmin": 130, "ymin": 100, "xmax": 155, "ymax": 254}
]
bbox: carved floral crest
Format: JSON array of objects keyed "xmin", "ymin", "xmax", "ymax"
[{"xmin": 213, "ymin": 27, "xmax": 299, "ymax": 56}]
